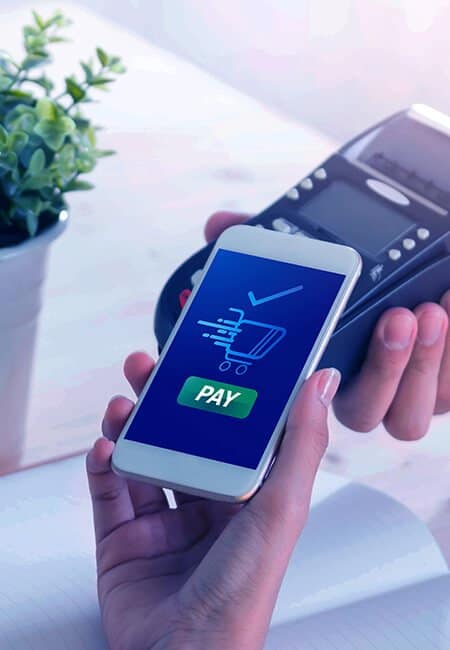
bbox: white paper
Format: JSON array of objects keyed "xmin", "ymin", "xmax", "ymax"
[
  {"xmin": 0, "ymin": 455, "xmax": 447, "ymax": 649},
  {"xmin": 266, "ymin": 575, "xmax": 450, "ymax": 649},
  {"xmin": 272, "ymin": 483, "xmax": 448, "ymax": 625}
]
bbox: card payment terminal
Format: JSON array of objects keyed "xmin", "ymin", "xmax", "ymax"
[{"xmin": 154, "ymin": 104, "xmax": 450, "ymax": 384}]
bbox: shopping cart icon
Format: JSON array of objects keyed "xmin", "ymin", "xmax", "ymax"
[{"xmin": 197, "ymin": 307, "xmax": 286, "ymax": 375}]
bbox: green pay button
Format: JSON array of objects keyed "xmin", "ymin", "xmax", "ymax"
[{"xmin": 177, "ymin": 376, "xmax": 258, "ymax": 419}]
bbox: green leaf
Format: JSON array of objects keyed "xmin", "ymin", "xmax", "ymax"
[
  {"xmin": 80, "ymin": 62, "xmax": 94, "ymax": 83},
  {"xmin": 76, "ymin": 151, "xmax": 96, "ymax": 173},
  {"xmin": 73, "ymin": 116, "xmax": 90, "ymax": 130},
  {"xmin": 91, "ymin": 77, "xmax": 114, "ymax": 86},
  {"xmin": 54, "ymin": 144, "xmax": 76, "ymax": 181},
  {"xmin": 33, "ymin": 121, "xmax": 62, "ymax": 149},
  {"xmin": 48, "ymin": 36, "xmax": 69, "ymax": 44},
  {"xmin": 89, "ymin": 82, "xmax": 109, "ymax": 92},
  {"xmin": 25, "ymin": 34, "xmax": 48, "ymax": 51},
  {"xmin": 65, "ymin": 77, "xmax": 86, "ymax": 102},
  {"xmin": 33, "ymin": 115, "xmax": 76, "ymax": 151},
  {"xmin": 110, "ymin": 62, "xmax": 126, "ymax": 74},
  {"xmin": 32, "ymin": 10, "xmax": 45, "ymax": 30},
  {"xmin": 4, "ymin": 105, "xmax": 36, "ymax": 131},
  {"xmin": 1, "ymin": 176, "xmax": 19, "ymax": 197},
  {"xmin": 28, "ymin": 148, "xmax": 46, "ymax": 174},
  {"xmin": 39, "ymin": 186, "xmax": 57, "ymax": 201},
  {"xmin": 94, "ymin": 148, "xmax": 116, "ymax": 158},
  {"xmin": 58, "ymin": 143, "xmax": 76, "ymax": 164},
  {"xmin": 46, "ymin": 11, "xmax": 72, "ymax": 29},
  {"xmin": 0, "ymin": 75, "xmax": 12, "ymax": 91},
  {"xmin": 59, "ymin": 116, "xmax": 76, "ymax": 134},
  {"xmin": 3, "ymin": 89, "xmax": 34, "ymax": 103},
  {"xmin": 0, "ymin": 150, "xmax": 17, "ymax": 171},
  {"xmin": 0, "ymin": 124, "xmax": 8, "ymax": 146},
  {"xmin": 11, "ymin": 167, "xmax": 21, "ymax": 185},
  {"xmin": 16, "ymin": 112, "xmax": 37, "ymax": 133},
  {"xmin": 22, "ymin": 54, "xmax": 48, "ymax": 70},
  {"xmin": 21, "ymin": 171, "xmax": 53, "ymax": 190},
  {"xmin": 64, "ymin": 179, "xmax": 95, "ymax": 192},
  {"xmin": 0, "ymin": 52, "xmax": 19, "ymax": 73},
  {"xmin": 15, "ymin": 194, "xmax": 48, "ymax": 221},
  {"xmin": 32, "ymin": 76, "xmax": 54, "ymax": 93},
  {"xmin": 18, "ymin": 136, "xmax": 43, "ymax": 167},
  {"xmin": 26, "ymin": 212, "xmax": 39, "ymax": 236},
  {"xmin": 96, "ymin": 47, "xmax": 109, "ymax": 66},
  {"xmin": 36, "ymin": 97, "xmax": 57, "ymax": 120},
  {"xmin": 86, "ymin": 126, "xmax": 96, "ymax": 146},
  {"xmin": 23, "ymin": 26, "xmax": 40, "ymax": 38},
  {"xmin": 15, "ymin": 194, "xmax": 39, "ymax": 212},
  {"xmin": 7, "ymin": 131, "xmax": 28, "ymax": 154}
]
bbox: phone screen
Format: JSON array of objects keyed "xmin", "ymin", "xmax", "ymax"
[{"xmin": 125, "ymin": 249, "xmax": 345, "ymax": 469}]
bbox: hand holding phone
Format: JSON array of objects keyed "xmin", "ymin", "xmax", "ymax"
[
  {"xmin": 88, "ymin": 354, "xmax": 340, "ymax": 650},
  {"xmin": 112, "ymin": 225, "xmax": 361, "ymax": 500}
]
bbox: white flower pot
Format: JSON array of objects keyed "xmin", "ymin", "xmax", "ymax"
[{"xmin": 0, "ymin": 211, "xmax": 68, "ymax": 473}]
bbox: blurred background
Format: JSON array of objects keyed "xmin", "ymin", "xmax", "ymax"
[{"xmin": 39, "ymin": 0, "xmax": 450, "ymax": 139}]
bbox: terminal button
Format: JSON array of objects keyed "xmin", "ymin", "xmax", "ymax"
[
  {"xmin": 417, "ymin": 227, "xmax": 430, "ymax": 240},
  {"xmin": 272, "ymin": 217, "xmax": 298, "ymax": 234},
  {"xmin": 314, "ymin": 168, "xmax": 327, "ymax": 180},
  {"xmin": 285, "ymin": 187, "xmax": 299, "ymax": 200},
  {"xmin": 300, "ymin": 178, "xmax": 313, "ymax": 190},
  {"xmin": 388, "ymin": 249, "xmax": 402, "ymax": 261},
  {"xmin": 403, "ymin": 238, "xmax": 416, "ymax": 251}
]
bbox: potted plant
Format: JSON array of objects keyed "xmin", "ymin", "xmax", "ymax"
[{"xmin": 0, "ymin": 10, "xmax": 125, "ymax": 472}]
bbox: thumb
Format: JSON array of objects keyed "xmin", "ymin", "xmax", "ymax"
[
  {"xmin": 179, "ymin": 369, "xmax": 340, "ymax": 646},
  {"xmin": 247, "ymin": 367, "xmax": 341, "ymax": 541}
]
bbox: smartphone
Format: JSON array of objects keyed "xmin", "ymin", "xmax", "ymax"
[{"xmin": 112, "ymin": 225, "xmax": 361, "ymax": 501}]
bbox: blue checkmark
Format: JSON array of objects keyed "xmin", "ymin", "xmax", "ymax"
[{"xmin": 248, "ymin": 284, "xmax": 303, "ymax": 306}]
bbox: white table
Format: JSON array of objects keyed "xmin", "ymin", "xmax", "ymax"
[{"xmin": 3, "ymin": 2, "xmax": 450, "ymax": 561}]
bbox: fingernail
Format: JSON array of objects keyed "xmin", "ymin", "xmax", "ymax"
[
  {"xmin": 318, "ymin": 368, "xmax": 341, "ymax": 407},
  {"xmin": 382, "ymin": 313, "xmax": 415, "ymax": 350},
  {"xmin": 417, "ymin": 310, "xmax": 445, "ymax": 347},
  {"xmin": 108, "ymin": 395, "xmax": 123, "ymax": 407}
]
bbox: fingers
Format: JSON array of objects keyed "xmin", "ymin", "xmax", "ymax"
[
  {"xmin": 86, "ymin": 437, "xmax": 134, "ymax": 543},
  {"xmin": 247, "ymin": 368, "xmax": 340, "ymax": 540},
  {"xmin": 178, "ymin": 370, "xmax": 339, "ymax": 630},
  {"xmin": 384, "ymin": 303, "xmax": 448, "ymax": 439},
  {"xmin": 102, "ymin": 396, "xmax": 135, "ymax": 441},
  {"xmin": 333, "ymin": 308, "xmax": 417, "ymax": 432},
  {"xmin": 436, "ymin": 290, "xmax": 450, "ymax": 414},
  {"xmin": 204, "ymin": 211, "xmax": 249, "ymax": 243},
  {"xmin": 123, "ymin": 351, "xmax": 155, "ymax": 397},
  {"xmin": 102, "ymin": 350, "xmax": 155, "ymax": 441},
  {"xmin": 102, "ymin": 391, "xmax": 167, "ymax": 514}
]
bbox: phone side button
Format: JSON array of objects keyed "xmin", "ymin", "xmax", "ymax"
[{"xmin": 263, "ymin": 456, "xmax": 277, "ymax": 482}]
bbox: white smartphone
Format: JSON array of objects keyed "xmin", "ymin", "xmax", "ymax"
[{"xmin": 112, "ymin": 225, "xmax": 361, "ymax": 501}]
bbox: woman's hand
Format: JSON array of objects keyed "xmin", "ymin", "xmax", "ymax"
[
  {"xmin": 86, "ymin": 352, "xmax": 340, "ymax": 650},
  {"xmin": 205, "ymin": 211, "xmax": 450, "ymax": 441}
]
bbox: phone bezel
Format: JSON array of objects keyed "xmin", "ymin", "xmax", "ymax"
[{"xmin": 112, "ymin": 225, "xmax": 361, "ymax": 501}]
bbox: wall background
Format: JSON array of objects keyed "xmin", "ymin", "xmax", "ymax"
[{"xmin": 48, "ymin": 0, "xmax": 450, "ymax": 141}]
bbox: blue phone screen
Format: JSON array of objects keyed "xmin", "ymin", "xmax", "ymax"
[{"xmin": 125, "ymin": 249, "xmax": 345, "ymax": 469}]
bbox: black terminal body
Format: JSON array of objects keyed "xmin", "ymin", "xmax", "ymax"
[{"xmin": 154, "ymin": 105, "xmax": 450, "ymax": 384}]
